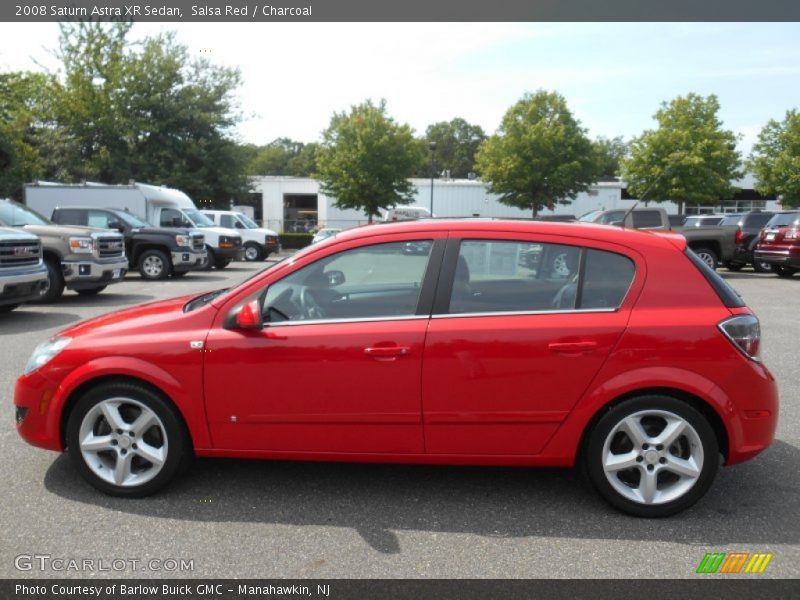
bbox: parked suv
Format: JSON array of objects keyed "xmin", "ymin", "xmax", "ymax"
[
  {"xmin": 50, "ymin": 207, "xmax": 206, "ymax": 280},
  {"xmin": 0, "ymin": 227, "xmax": 48, "ymax": 312},
  {"xmin": 15, "ymin": 220, "xmax": 777, "ymax": 517},
  {"xmin": 720, "ymin": 211, "xmax": 775, "ymax": 273},
  {"xmin": 754, "ymin": 210, "xmax": 800, "ymax": 278},
  {"xmin": 200, "ymin": 210, "xmax": 280, "ymax": 261},
  {"xmin": 0, "ymin": 199, "xmax": 128, "ymax": 302}
]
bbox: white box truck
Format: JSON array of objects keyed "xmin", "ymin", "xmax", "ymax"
[{"xmin": 25, "ymin": 181, "xmax": 244, "ymax": 269}]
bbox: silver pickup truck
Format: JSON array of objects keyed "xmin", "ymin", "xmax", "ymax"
[
  {"xmin": 0, "ymin": 227, "xmax": 48, "ymax": 313},
  {"xmin": 0, "ymin": 199, "xmax": 128, "ymax": 302}
]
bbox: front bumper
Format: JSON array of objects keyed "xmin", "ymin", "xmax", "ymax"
[
  {"xmin": 0, "ymin": 264, "xmax": 48, "ymax": 306},
  {"xmin": 753, "ymin": 249, "xmax": 800, "ymax": 269},
  {"xmin": 171, "ymin": 249, "xmax": 208, "ymax": 272},
  {"xmin": 215, "ymin": 246, "xmax": 245, "ymax": 260},
  {"xmin": 62, "ymin": 257, "xmax": 129, "ymax": 289},
  {"xmin": 14, "ymin": 368, "xmax": 63, "ymax": 451}
]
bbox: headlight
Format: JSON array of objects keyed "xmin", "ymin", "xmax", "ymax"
[
  {"xmin": 69, "ymin": 237, "xmax": 93, "ymax": 254},
  {"xmin": 24, "ymin": 337, "xmax": 72, "ymax": 375},
  {"xmin": 175, "ymin": 234, "xmax": 189, "ymax": 246}
]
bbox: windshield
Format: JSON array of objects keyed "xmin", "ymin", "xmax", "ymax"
[
  {"xmin": 237, "ymin": 213, "xmax": 259, "ymax": 229},
  {"xmin": 0, "ymin": 200, "xmax": 51, "ymax": 226},
  {"xmin": 578, "ymin": 210, "xmax": 603, "ymax": 222},
  {"xmin": 766, "ymin": 212, "xmax": 800, "ymax": 228},
  {"xmin": 183, "ymin": 208, "xmax": 216, "ymax": 227},
  {"xmin": 114, "ymin": 211, "xmax": 150, "ymax": 228}
]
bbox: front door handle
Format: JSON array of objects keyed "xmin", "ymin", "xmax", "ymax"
[
  {"xmin": 364, "ymin": 345, "xmax": 411, "ymax": 359},
  {"xmin": 548, "ymin": 341, "xmax": 598, "ymax": 356}
]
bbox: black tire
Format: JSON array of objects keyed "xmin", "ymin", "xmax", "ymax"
[
  {"xmin": 65, "ymin": 381, "xmax": 192, "ymax": 497},
  {"xmin": 138, "ymin": 249, "xmax": 171, "ymax": 281},
  {"xmin": 200, "ymin": 246, "xmax": 215, "ymax": 271},
  {"xmin": 76, "ymin": 286, "xmax": 107, "ymax": 296},
  {"xmin": 0, "ymin": 304, "xmax": 19, "ymax": 313},
  {"xmin": 171, "ymin": 271, "xmax": 189, "ymax": 278},
  {"xmin": 724, "ymin": 262, "xmax": 744, "ymax": 272},
  {"xmin": 584, "ymin": 395, "xmax": 719, "ymax": 517},
  {"xmin": 30, "ymin": 257, "xmax": 65, "ymax": 304},
  {"xmin": 243, "ymin": 242, "xmax": 264, "ymax": 262},
  {"xmin": 214, "ymin": 257, "xmax": 231, "ymax": 270},
  {"xmin": 752, "ymin": 260, "xmax": 773, "ymax": 274},
  {"xmin": 692, "ymin": 247, "xmax": 718, "ymax": 270},
  {"xmin": 774, "ymin": 266, "xmax": 797, "ymax": 278}
]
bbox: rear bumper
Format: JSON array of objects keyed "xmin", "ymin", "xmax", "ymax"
[
  {"xmin": 0, "ymin": 264, "xmax": 48, "ymax": 306},
  {"xmin": 753, "ymin": 249, "xmax": 800, "ymax": 269},
  {"xmin": 62, "ymin": 257, "xmax": 129, "ymax": 289}
]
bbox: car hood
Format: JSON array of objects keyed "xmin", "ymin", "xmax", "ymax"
[
  {"xmin": 21, "ymin": 224, "xmax": 116, "ymax": 237},
  {"xmin": 58, "ymin": 293, "xmax": 211, "ymax": 340},
  {"xmin": 196, "ymin": 226, "xmax": 241, "ymax": 238}
]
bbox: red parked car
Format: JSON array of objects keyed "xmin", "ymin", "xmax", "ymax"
[
  {"xmin": 14, "ymin": 220, "xmax": 778, "ymax": 517},
  {"xmin": 753, "ymin": 210, "xmax": 800, "ymax": 277}
]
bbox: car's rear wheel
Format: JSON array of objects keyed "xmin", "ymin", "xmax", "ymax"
[
  {"xmin": 692, "ymin": 247, "xmax": 718, "ymax": 270},
  {"xmin": 774, "ymin": 266, "xmax": 797, "ymax": 278},
  {"xmin": 584, "ymin": 396, "xmax": 719, "ymax": 517},
  {"xmin": 66, "ymin": 382, "xmax": 192, "ymax": 497},
  {"xmin": 724, "ymin": 261, "xmax": 744, "ymax": 272},
  {"xmin": 752, "ymin": 260, "xmax": 772, "ymax": 273}
]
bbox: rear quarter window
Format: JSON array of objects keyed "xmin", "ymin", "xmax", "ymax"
[{"xmin": 685, "ymin": 249, "xmax": 745, "ymax": 308}]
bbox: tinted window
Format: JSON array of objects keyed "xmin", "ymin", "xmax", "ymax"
[
  {"xmin": 765, "ymin": 213, "xmax": 799, "ymax": 228},
  {"xmin": 220, "ymin": 214, "xmax": 234, "ymax": 228},
  {"xmin": 685, "ymin": 249, "xmax": 744, "ymax": 308},
  {"xmin": 263, "ymin": 241, "xmax": 433, "ymax": 322},
  {"xmin": 745, "ymin": 213, "xmax": 773, "ymax": 228},
  {"xmin": 55, "ymin": 209, "xmax": 86, "ymax": 226},
  {"xmin": 581, "ymin": 249, "xmax": 636, "ymax": 309},
  {"xmin": 160, "ymin": 208, "xmax": 188, "ymax": 228},
  {"xmin": 720, "ymin": 215, "xmax": 744, "ymax": 226},
  {"xmin": 631, "ymin": 211, "xmax": 663, "ymax": 228}
]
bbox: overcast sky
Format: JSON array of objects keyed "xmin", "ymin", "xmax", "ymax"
[{"xmin": 1, "ymin": 22, "xmax": 799, "ymax": 155}]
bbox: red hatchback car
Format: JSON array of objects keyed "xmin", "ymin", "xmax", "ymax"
[{"xmin": 15, "ymin": 220, "xmax": 778, "ymax": 517}]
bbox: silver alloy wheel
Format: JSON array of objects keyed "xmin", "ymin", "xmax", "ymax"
[
  {"xmin": 601, "ymin": 409, "xmax": 704, "ymax": 505},
  {"xmin": 696, "ymin": 251, "xmax": 716, "ymax": 269},
  {"xmin": 78, "ymin": 397, "xmax": 168, "ymax": 487},
  {"xmin": 245, "ymin": 245, "xmax": 259, "ymax": 261},
  {"xmin": 142, "ymin": 255, "xmax": 164, "ymax": 278}
]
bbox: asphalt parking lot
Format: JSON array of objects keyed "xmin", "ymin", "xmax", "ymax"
[{"xmin": 0, "ymin": 258, "xmax": 798, "ymax": 579}]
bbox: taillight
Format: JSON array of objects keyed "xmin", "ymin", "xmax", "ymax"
[
  {"xmin": 785, "ymin": 228, "xmax": 799, "ymax": 240},
  {"xmin": 735, "ymin": 227, "xmax": 743, "ymax": 245},
  {"xmin": 718, "ymin": 315, "xmax": 761, "ymax": 361}
]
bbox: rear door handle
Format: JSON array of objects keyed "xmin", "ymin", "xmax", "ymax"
[
  {"xmin": 548, "ymin": 341, "xmax": 598, "ymax": 355},
  {"xmin": 364, "ymin": 345, "xmax": 411, "ymax": 359}
]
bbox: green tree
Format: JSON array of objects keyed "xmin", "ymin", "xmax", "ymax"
[
  {"xmin": 52, "ymin": 23, "xmax": 247, "ymax": 204},
  {"xmin": 748, "ymin": 109, "xmax": 800, "ymax": 208},
  {"xmin": 246, "ymin": 138, "xmax": 311, "ymax": 176},
  {"xmin": 419, "ymin": 118, "xmax": 486, "ymax": 178},
  {"xmin": 621, "ymin": 93, "xmax": 742, "ymax": 214},
  {"xmin": 475, "ymin": 90, "xmax": 599, "ymax": 217},
  {"xmin": 287, "ymin": 142, "xmax": 319, "ymax": 177},
  {"xmin": 316, "ymin": 99, "xmax": 424, "ymax": 223},
  {"xmin": 593, "ymin": 136, "xmax": 628, "ymax": 180}
]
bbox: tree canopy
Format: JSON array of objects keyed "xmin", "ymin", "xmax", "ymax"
[
  {"xmin": 593, "ymin": 136, "xmax": 628, "ymax": 180},
  {"xmin": 747, "ymin": 109, "xmax": 800, "ymax": 208},
  {"xmin": 419, "ymin": 118, "xmax": 486, "ymax": 179},
  {"xmin": 316, "ymin": 99, "xmax": 423, "ymax": 223},
  {"xmin": 245, "ymin": 138, "xmax": 319, "ymax": 177},
  {"xmin": 621, "ymin": 93, "xmax": 742, "ymax": 213},
  {"xmin": 475, "ymin": 90, "xmax": 600, "ymax": 217}
]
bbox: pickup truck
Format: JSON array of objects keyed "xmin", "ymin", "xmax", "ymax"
[
  {"xmin": 50, "ymin": 207, "xmax": 206, "ymax": 280},
  {"xmin": 0, "ymin": 227, "xmax": 48, "ymax": 312},
  {"xmin": 578, "ymin": 207, "xmax": 737, "ymax": 269},
  {"xmin": 0, "ymin": 199, "xmax": 128, "ymax": 302}
]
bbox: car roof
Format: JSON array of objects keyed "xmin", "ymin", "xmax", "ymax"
[{"xmin": 333, "ymin": 218, "xmax": 687, "ymax": 252}]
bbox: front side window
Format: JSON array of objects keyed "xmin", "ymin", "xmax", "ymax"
[
  {"xmin": 220, "ymin": 214, "xmax": 234, "ymax": 228},
  {"xmin": 160, "ymin": 208, "xmax": 189, "ymax": 228},
  {"xmin": 262, "ymin": 240, "xmax": 433, "ymax": 323},
  {"xmin": 448, "ymin": 240, "xmax": 634, "ymax": 314},
  {"xmin": 88, "ymin": 210, "xmax": 113, "ymax": 229}
]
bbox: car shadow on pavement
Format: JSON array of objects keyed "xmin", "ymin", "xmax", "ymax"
[
  {"xmin": 0, "ymin": 310, "xmax": 83, "ymax": 333},
  {"xmin": 43, "ymin": 440, "xmax": 800, "ymax": 554},
  {"xmin": 54, "ymin": 293, "xmax": 156, "ymax": 308}
]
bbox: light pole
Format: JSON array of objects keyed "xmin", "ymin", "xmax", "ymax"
[{"xmin": 429, "ymin": 141, "xmax": 437, "ymax": 216}]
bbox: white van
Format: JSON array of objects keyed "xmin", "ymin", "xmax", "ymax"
[
  {"xmin": 382, "ymin": 206, "xmax": 433, "ymax": 222},
  {"xmin": 201, "ymin": 210, "xmax": 280, "ymax": 261}
]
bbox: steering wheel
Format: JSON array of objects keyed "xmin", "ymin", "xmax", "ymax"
[{"xmin": 299, "ymin": 287, "xmax": 326, "ymax": 320}]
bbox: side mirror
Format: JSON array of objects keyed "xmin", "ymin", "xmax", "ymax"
[
  {"xmin": 234, "ymin": 222, "xmax": 244, "ymax": 229},
  {"xmin": 326, "ymin": 270, "xmax": 345, "ymax": 286},
  {"xmin": 235, "ymin": 300, "xmax": 263, "ymax": 330},
  {"xmin": 171, "ymin": 217, "xmax": 182, "ymax": 227},
  {"xmin": 108, "ymin": 220, "xmax": 124, "ymax": 232}
]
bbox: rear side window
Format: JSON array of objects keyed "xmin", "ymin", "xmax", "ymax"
[
  {"xmin": 745, "ymin": 213, "xmax": 773, "ymax": 228},
  {"xmin": 685, "ymin": 249, "xmax": 745, "ymax": 308},
  {"xmin": 631, "ymin": 211, "xmax": 663, "ymax": 228},
  {"xmin": 54, "ymin": 209, "xmax": 85, "ymax": 226},
  {"xmin": 447, "ymin": 240, "xmax": 635, "ymax": 314},
  {"xmin": 720, "ymin": 215, "xmax": 743, "ymax": 227}
]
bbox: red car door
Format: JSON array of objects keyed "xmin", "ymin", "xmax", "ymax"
[
  {"xmin": 422, "ymin": 235, "xmax": 640, "ymax": 456},
  {"xmin": 203, "ymin": 237, "xmax": 445, "ymax": 454}
]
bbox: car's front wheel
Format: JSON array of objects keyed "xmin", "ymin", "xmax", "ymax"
[
  {"xmin": 244, "ymin": 242, "xmax": 264, "ymax": 262},
  {"xmin": 584, "ymin": 396, "xmax": 719, "ymax": 517},
  {"xmin": 66, "ymin": 382, "xmax": 192, "ymax": 497}
]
